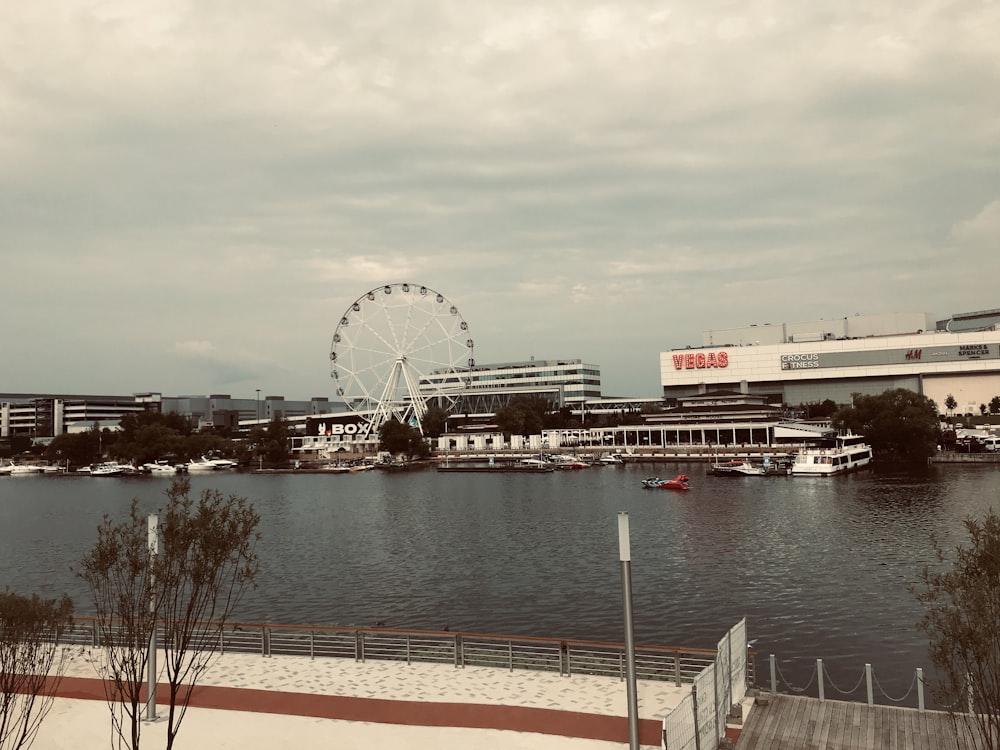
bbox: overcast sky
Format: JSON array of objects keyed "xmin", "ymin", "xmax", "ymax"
[{"xmin": 2, "ymin": 0, "xmax": 998, "ymax": 400}]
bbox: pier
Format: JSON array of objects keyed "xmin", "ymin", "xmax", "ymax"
[{"xmin": 737, "ymin": 693, "xmax": 984, "ymax": 749}]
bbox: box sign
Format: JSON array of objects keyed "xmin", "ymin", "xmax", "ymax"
[
  {"xmin": 671, "ymin": 351, "xmax": 729, "ymax": 370},
  {"xmin": 306, "ymin": 417, "xmax": 373, "ymax": 438},
  {"xmin": 780, "ymin": 344, "xmax": 998, "ymax": 370}
]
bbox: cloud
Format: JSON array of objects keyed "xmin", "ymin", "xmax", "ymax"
[
  {"xmin": 950, "ymin": 199, "xmax": 1000, "ymax": 247},
  {"xmin": 171, "ymin": 340, "xmax": 217, "ymax": 358}
]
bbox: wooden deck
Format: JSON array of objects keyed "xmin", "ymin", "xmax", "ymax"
[{"xmin": 736, "ymin": 694, "xmax": 985, "ymax": 750}]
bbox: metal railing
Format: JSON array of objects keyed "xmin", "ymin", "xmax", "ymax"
[{"xmin": 59, "ymin": 617, "xmax": 746, "ymax": 686}]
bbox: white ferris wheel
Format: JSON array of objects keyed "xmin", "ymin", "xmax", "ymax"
[{"xmin": 330, "ymin": 283, "xmax": 474, "ymax": 436}]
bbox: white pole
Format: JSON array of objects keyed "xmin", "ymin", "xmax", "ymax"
[
  {"xmin": 146, "ymin": 514, "xmax": 158, "ymax": 721},
  {"xmin": 618, "ymin": 512, "xmax": 640, "ymax": 750}
]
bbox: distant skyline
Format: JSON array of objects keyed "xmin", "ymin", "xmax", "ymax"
[{"xmin": 3, "ymin": 1, "xmax": 998, "ymax": 400}]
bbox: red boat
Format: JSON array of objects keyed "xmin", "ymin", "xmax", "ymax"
[{"xmin": 641, "ymin": 474, "xmax": 691, "ymax": 490}]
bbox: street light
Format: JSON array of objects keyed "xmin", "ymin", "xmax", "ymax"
[
  {"xmin": 256, "ymin": 389, "xmax": 261, "ymax": 423},
  {"xmin": 618, "ymin": 512, "xmax": 640, "ymax": 750}
]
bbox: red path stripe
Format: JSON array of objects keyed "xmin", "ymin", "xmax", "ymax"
[{"xmin": 53, "ymin": 676, "xmax": 662, "ymax": 745}]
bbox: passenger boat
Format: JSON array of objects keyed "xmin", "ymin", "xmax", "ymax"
[
  {"xmin": 791, "ymin": 435, "xmax": 873, "ymax": 476},
  {"xmin": 641, "ymin": 474, "xmax": 691, "ymax": 490}
]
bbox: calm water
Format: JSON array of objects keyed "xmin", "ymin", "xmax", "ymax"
[{"xmin": 2, "ymin": 462, "xmax": 998, "ymax": 703}]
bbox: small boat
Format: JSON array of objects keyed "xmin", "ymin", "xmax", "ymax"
[
  {"xmin": 548, "ymin": 454, "xmax": 590, "ymax": 470},
  {"xmin": 186, "ymin": 456, "xmax": 238, "ymax": 472},
  {"xmin": 709, "ymin": 459, "xmax": 765, "ymax": 476},
  {"xmin": 597, "ymin": 453, "xmax": 625, "ymax": 465},
  {"xmin": 8, "ymin": 463, "xmax": 44, "ymax": 476},
  {"xmin": 89, "ymin": 462, "xmax": 126, "ymax": 476},
  {"xmin": 143, "ymin": 461, "xmax": 178, "ymax": 475},
  {"xmin": 641, "ymin": 474, "xmax": 691, "ymax": 490}
]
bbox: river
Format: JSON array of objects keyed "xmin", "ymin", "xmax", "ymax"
[{"xmin": 1, "ymin": 461, "xmax": 996, "ymax": 705}]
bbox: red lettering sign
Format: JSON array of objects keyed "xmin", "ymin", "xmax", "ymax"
[
  {"xmin": 905, "ymin": 349, "xmax": 922, "ymax": 360},
  {"xmin": 672, "ymin": 351, "xmax": 730, "ymax": 370}
]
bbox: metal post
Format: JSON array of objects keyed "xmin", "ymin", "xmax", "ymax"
[
  {"xmin": 691, "ymin": 683, "xmax": 701, "ymax": 750},
  {"xmin": 145, "ymin": 514, "xmax": 158, "ymax": 721},
  {"xmin": 865, "ymin": 663, "xmax": 873, "ymax": 706},
  {"xmin": 817, "ymin": 659, "xmax": 825, "ymax": 702},
  {"xmin": 618, "ymin": 512, "xmax": 640, "ymax": 750},
  {"xmin": 916, "ymin": 668, "xmax": 924, "ymax": 712},
  {"xmin": 770, "ymin": 654, "xmax": 777, "ymax": 695}
]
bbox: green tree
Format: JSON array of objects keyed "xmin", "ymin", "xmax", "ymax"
[
  {"xmin": 913, "ymin": 509, "xmax": 1000, "ymax": 749},
  {"xmin": 379, "ymin": 419, "xmax": 430, "ymax": 459},
  {"xmin": 262, "ymin": 417, "xmax": 290, "ymax": 467},
  {"xmin": 832, "ymin": 388, "xmax": 939, "ymax": 460},
  {"xmin": 494, "ymin": 395, "xmax": 549, "ymax": 437},
  {"xmin": 44, "ymin": 430, "xmax": 101, "ymax": 469},
  {"xmin": 420, "ymin": 405, "xmax": 450, "ymax": 439},
  {"xmin": 0, "ymin": 592, "xmax": 74, "ymax": 750},
  {"xmin": 945, "ymin": 393, "xmax": 958, "ymax": 416}
]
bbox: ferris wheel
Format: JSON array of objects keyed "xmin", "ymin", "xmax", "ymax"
[{"xmin": 330, "ymin": 283, "xmax": 474, "ymax": 436}]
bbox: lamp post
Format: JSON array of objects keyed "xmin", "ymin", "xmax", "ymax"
[
  {"xmin": 256, "ymin": 389, "xmax": 261, "ymax": 423},
  {"xmin": 618, "ymin": 512, "xmax": 640, "ymax": 750}
]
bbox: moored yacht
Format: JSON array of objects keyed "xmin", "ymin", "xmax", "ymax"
[{"xmin": 791, "ymin": 435, "xmax": 873, "ymax": 476}]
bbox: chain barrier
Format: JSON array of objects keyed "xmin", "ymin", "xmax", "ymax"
[
  {"xmin": 823, "ymin": 665, "xmax": 868, "ymax": 697},
  {"xmin": 774, "ymin": 659, "xmax": 816, "ymax": 694},
  {"xmin": 872, "ymin": 668, "xmax": 917, "ymax": 703}
]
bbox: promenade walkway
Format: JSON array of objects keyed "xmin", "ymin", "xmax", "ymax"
[
  {"xmin": 736, "ymin": 693, "xmax": 985, "ymax": 750},
  {"xmin": 32, "ymin": 648, "xmax": 687, "ymax": 749}
]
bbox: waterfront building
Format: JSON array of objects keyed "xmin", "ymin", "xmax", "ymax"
[
  {"xmin": 0, "ymin": 392, "xmax": 339, "ymax": 441},
  {"xmin": 422, "ymin": 358, "xmax": 601, "ymax": 410},
  {"xmin": 662, "ymin": 309, "xmax": 1000, "ymax": 413}
]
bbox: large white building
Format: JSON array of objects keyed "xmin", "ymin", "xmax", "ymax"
[
  {"xmin": 421, "ymin": 358, "xmax": 602, "ymax": 410},
  {"xmin": 661, "ymin": 310, "xmax": 1000, "ymax": 413}
]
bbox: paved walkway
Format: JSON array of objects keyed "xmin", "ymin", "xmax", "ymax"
[{"xmin": 32, "ymin": 648, "xmax": 686, "ymax": 749}]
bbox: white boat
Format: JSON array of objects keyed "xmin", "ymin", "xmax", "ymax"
[
  {"xmin": 143, "ymin": 461, "xmax": 178, "ymax": 475},
  {"xmin": 185, "ymin": 457, "xmax": 219, "ymax": 472},
  {"xmin": 89, "ymin": 462, "xmax": 126, "ymax": 476},
  {"xmin": 791, "ymin": 435, "xmax": 873, "ymax": 476},
  {"xmin": 597, "ymin": 453, "xmax": 625, "ymax": 465},
  {"xmin": 9, "ymin": 463, "xmax": 43, "ymax": 476},
  {"xmin": 709, "ymin": 456, "xmax": 793, "ymax": 477},
  {"xmin": 547, "ymin": 454, "xmax": 590, "ymax": 470},
  {"xmin": 186, "ymin": 456, "xmax": 238, "ymax": 472}
]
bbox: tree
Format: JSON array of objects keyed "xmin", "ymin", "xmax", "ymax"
[
  {"xmin": 420, "ymin": 405, "xmax": 450, "ymax": 439},
  {"xmin": 945, "ymin": 394, "xmax": 958, "ymax": 416},
  {"xmin": 78, "ymin": 478, "xmax": 260, "ymax": 750},
  {"xmin": 913, "ymin": 509, "xmax": 1000, "ymax": 749},
  {"xmin": 0, "ymin": 592, "xmax": 74, "ymax": 750},
  {"xmin": 832, "ymin": 388, "xmax": 939, "ymax": 460},
  {"xmin": 991, "ymin": 396, "xmax": 1000, "ymax": 416},
  {"xmin": 379, "ymin": 419, "xmax": 430, "ymax": 459},
  {"xmin": 981, "ymin": 404, "xmax": 989, "ymax": 416},
  {"xmin": 78, "ymin": 502, "xmax": 158, "ymax": 750},
  {"xmin": 494, "ymin": 395, "xmax": 549, "ymax": 437},
  {"xmin": 155, "ymin": 478, "xmax": 260, "ymax": 750}
]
